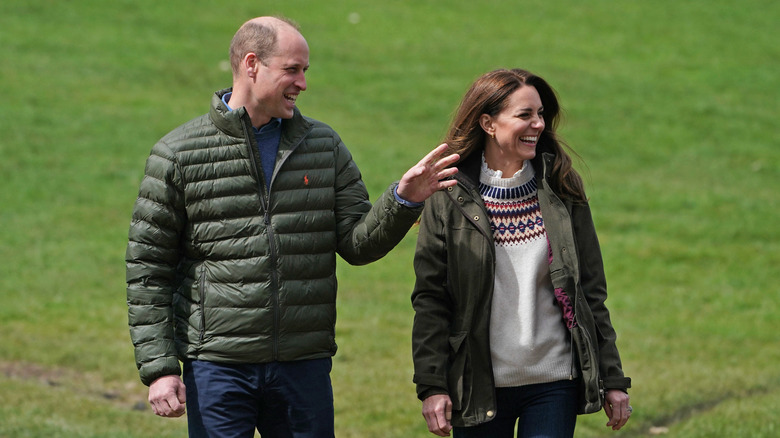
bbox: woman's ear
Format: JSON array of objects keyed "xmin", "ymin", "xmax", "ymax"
[{"xmin": 479, "ymin": 114, "xmax": 494, "ymax": 138}]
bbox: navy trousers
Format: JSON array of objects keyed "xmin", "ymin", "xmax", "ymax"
[
  {"xmin": 454, "ymin": 380, "xmax": 578, "ymax": 438},
  {"xmin": 183, "ymin": 358, "xmax": 335, "ymax": 438}
]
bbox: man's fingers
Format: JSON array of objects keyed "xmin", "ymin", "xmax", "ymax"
[
  {"xmin": 437, "ymin": 166, "xmax": 459, "ymax": 179},
  {"xmin": 170, "ymin": 383, "xmax": 187, "ymax": 415},
  {"xmin": 167, "ymin": 395, "xmax": 185, "ymax": 417},
  {"xmin": 148, "ymin": 376, "xmax": 187, "ymax": 418},
  {"xmin": 177, "ymin": 380, "xmax": 187, "ymax": 404},
  {"xmin": 428, "ymin": 153, "xmax": 460, "ymax": 173},
  {"xmin": 422, "ymin": 143, "xmax": 450, "ymax": 163},
  {"xmin": 420, "ymin": 143, "xmax": 458, "ymax": 169},
  {"xmin": 434, "ymin": 151, "xmax": 460, "ymax": 169}
]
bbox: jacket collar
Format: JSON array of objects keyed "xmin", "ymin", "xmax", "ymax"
[
  {"xmin": 454, "ymin": 149, "xmax": 483, "ymax": 191},
  {"xmin": 533, "ymin": 150, "xmax": 555, "ymax": 182},
  {"xmin": 209, "ymin": 88, "xmax": 313, "ymax": 149},
  {"xmin": 455, "ymin": 148, "xmax": 555, "ymax": 188},
  {"xmin": 209, "ymin": 88, "xmax": 247, "ymax": 137},
  {"xmin": 279, "ymin": 107, "xmax": 312, "ymax": 153}
]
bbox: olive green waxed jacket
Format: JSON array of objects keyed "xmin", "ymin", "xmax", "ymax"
[
  {"xmin": 127, "ymin": 89, "xmax": 422, "ymax": 386},
  {"xmin": 411, "ymin": 150, "xmax": 630, "ymax": 426}
]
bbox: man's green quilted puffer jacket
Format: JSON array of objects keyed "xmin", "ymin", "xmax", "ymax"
[{"xmin": 126, "ymin": 89, "xmax": 421, "ymax": 386}]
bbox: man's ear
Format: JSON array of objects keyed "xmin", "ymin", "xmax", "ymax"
[{"xmin": 243, "ymin": 53, "xmax": 258, "ymax": 78}]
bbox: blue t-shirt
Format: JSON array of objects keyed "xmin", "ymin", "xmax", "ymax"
[{"xmin": 222, "ymin": 92, "xmax": 280, "ymax": 189}]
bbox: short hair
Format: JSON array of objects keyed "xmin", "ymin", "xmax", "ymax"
[{"xmin": 229, "ymin": 16, "xmax": 301, "ymax": 75}]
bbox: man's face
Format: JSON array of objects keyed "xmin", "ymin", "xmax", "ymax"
[{"xmin": 253, "ymin": 28, "xmax": 309, "ymax": 121}]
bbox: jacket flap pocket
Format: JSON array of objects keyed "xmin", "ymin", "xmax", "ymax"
[
  {"xmin": 572, "ymin": 325, "xmax": 604, "ymax": 414},
  {"xmin": 549, "ymin": 268, "xmax": 569, "ymax": 289},
  {"xmin": 447, "ymin": 331, "xmax": 469, "ymax": 411},
  {"xmin": 448, "ymin": 331, "xmax": 468, "ymax": 352}
]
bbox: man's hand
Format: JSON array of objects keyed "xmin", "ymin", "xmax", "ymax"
[
  {"xmin": 396, "ymin": 143, "xmax": 459, "ymax": 204},
  {"xmin": 148, "ymin": 375, "xmax": 187, "ymax": 418},
  {"xmin": 422, "ymin": 393, "xmax": 453, "ymax": 436},
  {"xmin": 604, "ymin": 389, "xmax": 631, "ymax": 431}
]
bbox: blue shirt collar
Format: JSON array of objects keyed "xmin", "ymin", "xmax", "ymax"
[{"xmin": 222, "ymin": 92, "xmax": 281, "ymax": 131}]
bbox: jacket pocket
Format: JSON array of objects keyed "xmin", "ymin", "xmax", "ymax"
[
  {"xmin": 572, "ymin": 324, "xmax": 604, "ymax": 414},
  {"xmin": 447, "ymin": 331, "xmax": 469, "ymax": 411}
]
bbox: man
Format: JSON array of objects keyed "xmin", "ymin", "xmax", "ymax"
[{"xmin": 126, "ymin": 16, "xmax": 458, "ymax": 438}]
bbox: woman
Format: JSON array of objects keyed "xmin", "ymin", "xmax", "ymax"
[{"xmin": 411, "ymin": 69, "xmax": 631, "ymax": 437}]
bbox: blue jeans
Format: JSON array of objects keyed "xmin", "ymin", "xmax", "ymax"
[
  {"xmin": 454, "ymin": 380, "xmax": 578, "ymax": 438},
  {"xmin": 183, "ymin": 358, "xmax": 335, "ymax": 438}
]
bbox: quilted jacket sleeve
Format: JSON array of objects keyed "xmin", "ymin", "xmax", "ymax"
[
  {"xmin": 125, "ymin": 141, "xmax": 186, "ymax": 386},
  {"xmin": 332, "ymin": 138, "xmax": 423, "ymax": 265}
]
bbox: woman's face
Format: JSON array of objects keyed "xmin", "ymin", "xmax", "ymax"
[{"xmin": 482, "ymin": 85, "xmax": 545, "ymax": 173}]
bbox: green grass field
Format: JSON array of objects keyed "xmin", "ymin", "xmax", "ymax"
[{"xmin": 1, "ymin": 0, "xmax": 778, "ymax": 436}]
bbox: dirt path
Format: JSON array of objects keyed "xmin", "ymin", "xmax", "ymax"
[{"xmin": 0, "ymin": 360, "xmax": 149, "ymax": 412}]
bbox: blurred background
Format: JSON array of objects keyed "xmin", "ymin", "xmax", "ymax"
[{"xmin": 1, "ymin": 1, "xmax": 777, "ymax": 436}]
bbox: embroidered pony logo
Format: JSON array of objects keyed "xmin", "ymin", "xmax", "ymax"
[{"xmin": 304, "ymin": 175, "xmax": 309, "ymax": 185}]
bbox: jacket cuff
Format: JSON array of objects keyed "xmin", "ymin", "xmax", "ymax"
[
  {"xmin": 603, "ymin": 376, "xmax": 632, "ymax": 391},
  {"xmin": 139, "ymin": 356, "xmax": 182, "ymax": 387},
  {"xmin": 414, "ymin": 372, "xmax": 448, "ymax": 400},
  {"xmin": 392, "ymin": 183, "xmax": 424, "ymax": 208},
  {"xmin": 418, "ymin": 386, "xmax": 449, "ymax": 401}
]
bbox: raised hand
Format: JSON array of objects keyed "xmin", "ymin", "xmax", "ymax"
[{"xmin": 396, "ymin": 143, "xmax": 459, "ymax": 204}]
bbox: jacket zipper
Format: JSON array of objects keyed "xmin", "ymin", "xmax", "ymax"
[
  {"xmin": 569, "ymin": 329, "xmax": 575, "ymax": 380},
  {"xmin": 241, "ymin": 121, "xmax": 281, "ymax": 359},
  {"xmin": 198, "ymin": 267, "xmax": 206, "ymax": 344},
  {"xmin": 266, "ymin": 211, "xmax": 280, "ymax": 360},
  {"xmin": 446, "ymin": 184, "xmax": 500, "ymax": 410},
  {"xmin": 540, "ymin": 152, "xmax": 577, "ymax": 381},
  {"xmin": 241, "ymin": 118, "xmax": 309, "ymax": 361}
]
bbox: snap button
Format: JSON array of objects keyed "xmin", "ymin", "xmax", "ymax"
[
  {"xmin": 473, "ymin": 215, "xmax": 480, "ymax": 221},
  {"xmin": 457, "ymin": 196, "xmax": 464, "ymax": 203},
  {"xmin": 487, "ymin": 410, "xmax": 494, "ymax": 417},
  {"xmin": 447, "ymin": 186, "xmax": 453, "ymax": 192}
]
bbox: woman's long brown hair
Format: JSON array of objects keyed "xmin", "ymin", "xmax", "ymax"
[{"xmin": 444, "ymin": 69, "xmax": 587, "ymax": 202}]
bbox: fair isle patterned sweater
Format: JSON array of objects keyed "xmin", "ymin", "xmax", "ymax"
[{"xmin": 480, "ymin": 157, "xmax": 571, "ymax": 387}]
